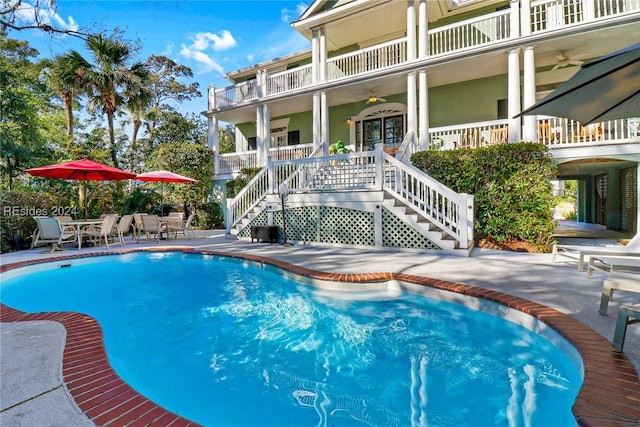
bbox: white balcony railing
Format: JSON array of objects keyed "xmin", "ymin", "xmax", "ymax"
[
  {"xmin": 213, "ymin": 0, "xmax": 639, "ymax": 109},
  {"xmin": 327, "ymin": 38, "xmax": 407, "ymax": 81},
  {"xmin": 530, "ymin": 0, "xmax": 640, "ymax": 33},
  {"xmin": 427, "ymin": 117, "xmax": 639, "ymax": 150},
  {"xmin": 218, "ymin": 143, "xmax": 315, "ymax": 176},
  {"xmin": 429, "ymin": 9, "xmax": 511, "ymax": 56},
  {"xmin": 267, "ymin": 65, "xmax": 314, "ymax": 96}
]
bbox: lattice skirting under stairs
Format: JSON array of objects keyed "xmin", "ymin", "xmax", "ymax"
[{"xmin": 237, "ymin": 205, "xmax": 441, "ymax": 250}]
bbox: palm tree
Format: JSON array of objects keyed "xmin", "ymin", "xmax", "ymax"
[
  {"xmin": 124, "ymin": 87, "xmax": 152, "ymax": 172},
  {"xmin": 83, "ymin": 35, "xmax": 149, "ymax": 167},
  {"xmin": 41, "ymin": 51, "xmax": 90, "ymax": 138}
]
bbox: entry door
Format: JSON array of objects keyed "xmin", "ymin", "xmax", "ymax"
[
  {"xmin": 363, "ymin": 119, "xmax": 382, "ymax": 151},
  {"xmin": 362, "ymin": 115, "xmax": 404, "ymax": 151},
  {"xmin": 595, "ymin": 173, "xmax": 607, "ymax": 225}
]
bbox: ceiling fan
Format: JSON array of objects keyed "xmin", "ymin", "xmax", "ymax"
[
  {"xmin": 551, "ymin": 52, "xmax": 589, "ymax": 71},
  {"xmin": 365, "ymin": 93, "xmax": 386, "ymax": 104}
]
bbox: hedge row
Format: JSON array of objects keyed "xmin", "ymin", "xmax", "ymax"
[{"xmin": 411, "ymin": 143, "xmax": 557, "ymax": 249}]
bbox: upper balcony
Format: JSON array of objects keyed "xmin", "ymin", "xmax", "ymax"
[{"xmin": 210, "ymin": 0, "xmax": 640, "ymax": 112}]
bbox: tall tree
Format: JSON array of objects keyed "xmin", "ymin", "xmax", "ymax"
[
  {"xmin": 0, "ymin": 33, "xmax": 53, "ymax": 190},
  {"xmin": 41, "ymin": 51, "xmax": 91, "ymax": 138},
  {"xmin": 144, "ymin": 55, "xmax": 200, "ymax": 138},
  {"xmin": 124, "ymin": 87, "xmax": 152, "ymax": 171},
  {"xmin": 83, "ymin": 34, "xmax": 149, "ymax": 167}
]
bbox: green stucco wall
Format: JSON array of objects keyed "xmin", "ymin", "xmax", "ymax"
[{"xmin": 428, "ymin": 75, "xmax": 507, "ymax": 127}]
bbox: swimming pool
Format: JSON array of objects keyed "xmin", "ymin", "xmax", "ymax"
[{"xmin": 1, "ymin": 252, "xmax": 583, "ymax": 426}]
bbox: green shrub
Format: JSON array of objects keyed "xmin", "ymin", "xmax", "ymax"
[
  {"xmin": 411, "ymin": 143, "xmax": 557, "ymax": 250},
  {"xmin": 195, "ymin": 201, "xmax": 224, "ymax": 229}
]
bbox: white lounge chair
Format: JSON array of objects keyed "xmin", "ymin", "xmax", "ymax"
[
  {"xmin": 552, "ymin": 232, "xmax": 640, "ymax": 270},
  {"xmin": 586, "ymin": 255, "xmax": 640, "ymax": 278},
  {"xmin": 612, "ymin": 303, "xmax": 640, "ymax": 352},
  {"xmin": 32, "ymin": 216, "xmax": 77, "ymax": 252},
  {"xmin": 598, "ymin": 270, "xmax": 640, "ymax": 316}
]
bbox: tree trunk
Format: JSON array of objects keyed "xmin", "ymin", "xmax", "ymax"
[
  {"xmin": 64, "ymin": 96, "xmax": 74, "ymax": 137},
  {"xmin": 107, "ymin": 111, "xmax": 118, "ymax": 167}
]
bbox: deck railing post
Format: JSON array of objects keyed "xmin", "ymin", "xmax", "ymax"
[
  {"xmin": 375, "ymin": 144, "xmax": 384, "ymax": 191},
  {"xmin": 459, "ymin": 194, "xmax": 475, "ymax": 249},
  {"xmin": 267, "ymin": 156, "xmax": 276, "ymax": 194},
  {"xmin": 225, "ymin": 198, "xmax": 233, "ymax": 233}
]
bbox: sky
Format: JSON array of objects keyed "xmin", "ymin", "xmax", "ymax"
[{"xmin": 8, "ymin": 0, "xmax": 312, "ymax": 117}]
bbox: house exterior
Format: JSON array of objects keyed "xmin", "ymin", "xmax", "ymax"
[{"xmin": 203, "ymin": 0, "xmax": 640, "ymax": 252}]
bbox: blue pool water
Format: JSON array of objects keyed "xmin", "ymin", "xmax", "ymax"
[{"xmin": 1, "ymin": 252, "xmax": 582, "ymax": 426}]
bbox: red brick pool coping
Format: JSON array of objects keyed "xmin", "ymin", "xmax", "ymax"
[{"xmin": 1, "ymin": 247, "xmax": 639, "ymax": 426}]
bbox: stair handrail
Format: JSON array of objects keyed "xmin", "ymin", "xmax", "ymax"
[
  {"xmin": 227, "ymin": 142, "xmax": 328, "ymax": 232},
  {"xmin": 396, "ymin": 130, "xmax": 417, "ymax": 163},
  {"xmin": 382, "ymin": 151, "xmax": 474, "ymax": 249},
  {"xmin": 226, "ymin": 166, "xmax": 269, "ymax": 232}
]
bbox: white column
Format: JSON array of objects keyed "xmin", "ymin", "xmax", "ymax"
[
  {"xmin": 418, "ymin": 0, "xmax": 429, "ymax": 150},
  {"xmin": 510, "ymin": 0, "xmax": 521, "ymax": 38},
  {"xmin": 507, "ymin": 48, "xmax": 521, "ymax": 143},
  {"xmin": 319, "ymin": 26, "xmax": 327, "ymax": 83},
  {"xmin": 313, "ymin": 92, "xmax": 321, "ymax": 150},
  {"xmin": 208, "ymin": 115, "xmax": 219, "ymax": 174},
  {"xmin": 207, "ymin": 85, "xmax": 219, "ymax": 172},
  {"xmin": 407, "ymin": 0, "xmax": 416, "ymax": 61},
  {"xmin": 418, "ymin": 70, "xmax": 429, "ymax": 150},
  {"xmin": 520, "ymin": 0, "xmax": 531, "ymax": 37},
  {"xmin": 418, "ymin": 0, "xmax": 427, "ymax": 58},
  {"xmin": 407, "ymin": 71, "xmax": 417, "ymax": 143},
  {"xmin": 311, "ymin": 29, "xmax": 319, "ymax": 84},
  {"xmin": 256, "ymin": 104, "xmax": 265, "ymax": 166},
  {"xmin": 522, "ymin": 46, "xmax": 537, "ymax": 142},
  {"xmin": 263, "ymin": 103, "xmax": 270, "ymax": 164},
  {"xmin": 321, "ymin": 91, "xmax": 329, "ymax": 155}
]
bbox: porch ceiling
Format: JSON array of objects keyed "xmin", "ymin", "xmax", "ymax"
[{"xmin": 556, "ymin": 158, "xmax": 639, "ymax": 177}]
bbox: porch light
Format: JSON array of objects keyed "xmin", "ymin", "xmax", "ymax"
[{"xmin": 346, "ymin": 117, "xmax": 352, "ymax": 126}]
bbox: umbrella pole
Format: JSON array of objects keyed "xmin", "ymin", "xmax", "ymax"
[
  {"xmin": 83, "ymin": 177, "xmax": 88, "ymax": 221},
  {"xmin": 160, "ymin": 181, "xmax": 164, "ymax": 216}
]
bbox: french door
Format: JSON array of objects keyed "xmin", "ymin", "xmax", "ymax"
[{"xmin": 362, "ymin": 115, "xmax": 404, "ymax": 151}]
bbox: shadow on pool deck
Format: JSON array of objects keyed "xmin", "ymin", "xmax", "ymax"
[{"xmin": 1, "ymin": 224, "xmax": 639, "ymax": 426}]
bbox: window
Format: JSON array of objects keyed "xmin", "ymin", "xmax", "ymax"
[
  {"xmin": 287, "ymin": 130, "xmax": 300, "ymax": 146},
  {"xmin": 248, "ymin": 137, "xmax": 257, "ymax": 151}
]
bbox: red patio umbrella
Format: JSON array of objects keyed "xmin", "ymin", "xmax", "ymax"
[
  {"xmin": 25, "ymin": 158, "xmax": 136, "ymax": 220},
  {"xmin": 135, "ymin": 170, "xmax": 199, "ymax": 215}
]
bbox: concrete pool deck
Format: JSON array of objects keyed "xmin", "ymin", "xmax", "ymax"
[{"xmin": 1, "ymin": 226, "xmax": 639, "ymax": 426}]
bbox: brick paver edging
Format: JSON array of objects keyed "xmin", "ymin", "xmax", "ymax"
[{"xmin": 1, "ymin": 248, "xmax": 639, "ymax": 426}]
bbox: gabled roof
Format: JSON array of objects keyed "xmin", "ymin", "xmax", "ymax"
[{"xmin": 294, "ymin": 0, "xmax": 356, "ymax": 22}]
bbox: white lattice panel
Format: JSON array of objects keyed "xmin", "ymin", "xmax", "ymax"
[
  {"xmin": 239, "ymin": 204, "xmax": 441, "ymax": 250},
  {"xmin": 382, "ymin": 207, "xmax": 441, "ymax": 250},
  {"xmin": 318, "ymin": 206, "xmax": 375, "ymax": 246}
]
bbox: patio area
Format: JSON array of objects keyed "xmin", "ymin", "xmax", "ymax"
[{"xmin": 1, "ymin": 224, "xmax": 638, "ymax": 425}]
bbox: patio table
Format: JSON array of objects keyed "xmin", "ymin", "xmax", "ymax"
[{"xmin": 60, "ymin": 219, "xmax": 103, "ymax": 250}]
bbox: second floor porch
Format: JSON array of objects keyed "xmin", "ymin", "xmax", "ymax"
[{"xmin": 216, "ymin": 116, "xmax": 640, "ymax": 178}]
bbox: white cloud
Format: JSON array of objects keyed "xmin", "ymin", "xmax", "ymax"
[
  {"xmin": 180, "ymin": 44, "xmax": 224, "ymax": 75},
  {"xmin": 189, "ymin": 30, "xmax": 237, "ymax": 52},
  {"xmin": 179, "ymin": 30, "xmax": 237, "ymax": 75}
]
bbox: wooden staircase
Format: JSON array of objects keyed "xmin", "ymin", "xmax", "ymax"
[{"xmin": 226, "ymin": 145, "xmax": 474, "ymax": 256}]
